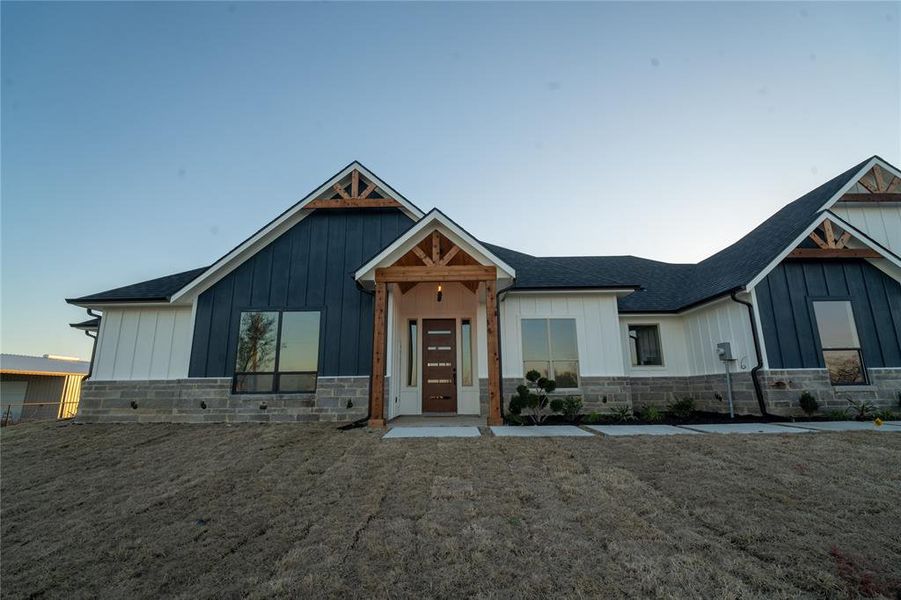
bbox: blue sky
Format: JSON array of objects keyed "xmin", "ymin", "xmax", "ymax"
[{"xmin": 2, "ymin": 1, "xmax": 899, "ymax": 359}]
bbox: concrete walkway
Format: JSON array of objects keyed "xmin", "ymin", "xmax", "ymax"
[
  {"xmin": 383, "ymin": 426, "xmax": 481, "ymax": 439},
  {"xmin": 679, "ymin": 423, "xmax": 810, "ymax": 434},
  {"xmin": 490, "ymin": 425, "xmax": 593, "ymax": 437},
  {"xmin": 782, "ymin": 421, "xmax": 901, "ymax": 432},
  {"xmin": 587, "ymin": 425, "xmax": 701, "ymax": 436}
]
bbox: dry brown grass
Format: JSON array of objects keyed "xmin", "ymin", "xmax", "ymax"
[{"xmin": 1, "ymin": 422, "xmax": 900, "ymax": 599}]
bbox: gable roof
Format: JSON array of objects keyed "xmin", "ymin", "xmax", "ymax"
[
  {"xmin": 168, "ymin": 161, "xmax": 424, "ymax": 303},
  {"xmin": 354, "ymin": 209, "xmax": 517, "ymax": 285},
  {"xmin": 68, "ymin": 156, "xmax": 899, "ymax": 313}
]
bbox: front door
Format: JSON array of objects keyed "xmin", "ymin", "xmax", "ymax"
[{"xmin": 422, "ymin": 318, "xmax": 457, "ymax": 413}]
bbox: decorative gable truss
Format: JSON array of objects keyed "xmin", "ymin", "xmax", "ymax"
[
  {"xmin": 837, "ymin": 163, "xmax": 901, "ymax": 203},
  {"xmin": 389, "ymin": 230, "xmax": 487, "ymax": 294},
  {"xmin": 788, "ymin": 217, "xmax": 881, "ymax": 259},
  {"xmin": 306, "ymin": 168, "xmax": 404, "ymax": 209}
]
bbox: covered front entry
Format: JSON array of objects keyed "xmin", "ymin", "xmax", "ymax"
[{"xmin": 354, "ymin": 210, "xmax": 516, "ymax": 427}]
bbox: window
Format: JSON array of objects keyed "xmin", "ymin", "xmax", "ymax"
[
  {"xmin": 628, "ymin": 324, "xmax": 663, "ymax": 366},
  {"xmin": 461, "ymin": 319, "xmax": 473, "ymax": 386},
  {"xmin": 812, "ymin": 300, "xmax": 866, "ymax": 385},
  {"xmin": 234, "ymin": 310, "xmax": 321, "ymax": 393},
  {"xmin": 407, "ymin": 320, "xmax": 418, "ymax": 387},
  {"xmin": 521, "ymin": 318, "xmax": 579, "ymax": 388}
]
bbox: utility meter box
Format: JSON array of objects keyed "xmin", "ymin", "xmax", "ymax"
[{"xmin": 717, "ymin": 342, "xmax": 735, "ymax": 361}]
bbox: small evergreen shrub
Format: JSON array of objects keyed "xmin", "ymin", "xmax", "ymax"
[
  {"xmin": 549, "ymin": 398, "xmax": 565, "ymax": 414},
  {"xmin": 508, "ymin": 370, "xmax": 559, "ymax": 425},
  {"xmin": 637, "ymin": 405, "xmax": 663, "ymax": 423},
  {"xmin": 561, "ymin": 396, "xmax": 583, "ymax": 422},
  {"xmin": 827, "ymin": 409, "xmax": 849, "ymax": 421},
  {"xmin": 798, "ymin": 391, "xmax": 819, "ymax": 416},
  {"xmin": 666, "ymin": 397, "xmax": 696, "ymax": 420},
  {"xmin": 584, "ymin": 411, "xmax": 602, "ymax": 424}
]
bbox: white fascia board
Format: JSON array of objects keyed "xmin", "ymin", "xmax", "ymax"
[
  {"xmin": 816, "ymin": 157, "xmax": 901, "ymax": 212},
  {"xmin": 354, "ymin": 210, "xmax": 516, "ymax": 282},
  {"xmin": 67, "ymin": 301, "xmax": 175, "ymax": 310},
  {"xmin": 170, "ymin": 161, "xmax": 425, "ymax": 303},
  {"xmin": 505, "ymin": 288, "xmax": 636, "ymax": 297},
  {"xmin": 745, "ymin": 210, "xmax": 901, "ymax": 291}
]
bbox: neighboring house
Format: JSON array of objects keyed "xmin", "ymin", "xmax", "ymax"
[
  {"xmin": 0, "ymin": 354, "xmax": 89, "ymax": 424},
  {"xmin": 67, "ymin": 157, "xmax": 901, "ymax": 425}
]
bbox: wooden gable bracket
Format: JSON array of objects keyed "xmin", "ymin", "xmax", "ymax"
[
  {"xmin": 306, "ymin": 169, "xmax": 404, "ymax": 209},
  {"xmin": 394, "ymin": 233, "xmax": 482, "ymax": 294},
  {"xmin": 840, "ymin": 164, "xmax": 901, "ymax": 203},
  {"xmin": 788, "ymin": 219, "xmax": 880, "ymax": 259}
]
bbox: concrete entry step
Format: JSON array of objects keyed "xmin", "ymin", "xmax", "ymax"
[
  {"xmin": 383, "ymin": 426, "xmax": 481, "ymax": 439},
  {"xmin": 680, "ymin": 423, "xmax": 810, "ymax": 434},
  {"xmin": 783, "ymin": 421, "xmax": 901, "ymax": 432},
  {"xmin": 587, "ymin": 425, "xmax": 702, "ymax": 436},
  {"xmin": 490, "ymin": 425, "xmax": 593, "ymax": 437}
]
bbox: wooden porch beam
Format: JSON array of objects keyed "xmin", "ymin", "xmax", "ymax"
[
  {"xmin": 368, "ymin": 281, "xmax": 387, "ymax": 428},
  {"xmin": 485, "ymin": 279, "xmax": 502, "ymax": 426},
  {"xmin": 787, "ymin": 248, "xmax": 881, "ymax": 259},
  {"xmin": 306, "ymin": 197, "xmax": 403, "ymax": 209},
  {"xmin": 375, "ymin": 265, "xmax": 497, "ymax": 283}
]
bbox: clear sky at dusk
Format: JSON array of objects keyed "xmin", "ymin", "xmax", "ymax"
[{"xmin": 2, "ymin": 1, "xmax": 899, "ymax": 359}]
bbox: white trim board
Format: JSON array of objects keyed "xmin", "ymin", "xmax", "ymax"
[{"xmin": 170, "ymin": 161, "xmax": 425, "ymax": 304}]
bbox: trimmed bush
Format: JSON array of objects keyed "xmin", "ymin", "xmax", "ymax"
[{"xmin": 799, "ymin": 391, "xmax": 819, "ymax": 416}]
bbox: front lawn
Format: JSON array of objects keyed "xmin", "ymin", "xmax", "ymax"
[{"xmin": 1, "ymin": 423, "xmax": 899, "ymax": 598}]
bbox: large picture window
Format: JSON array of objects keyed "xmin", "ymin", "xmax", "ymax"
[
  {"xmin": 628, "ymin": 324, "xmax": 663, "ymax": 366},
  {"xmin": 521, "ymin": 318, "xmax": 579, "ymax": 388},
  {"xmin": 234, "ymin": 310, "xmax": 321, "ymax": 393},
  {"xmin": 812, "ymin": 300, "xmax": 866, "ymax": 385}
]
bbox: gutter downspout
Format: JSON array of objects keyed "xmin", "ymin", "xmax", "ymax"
[
  {"xmin": 342, "ymin": 281, "xmax": 376, "ymax": 430},
  {"xmin": 84, "ymin": 309, "xmax": 101, "ymax": 380},
  {"xmin": 730, "ymin": 289, "xmax": 768, "ymax": 417}
]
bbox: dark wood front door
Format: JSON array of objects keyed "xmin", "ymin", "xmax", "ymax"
[{"xmin": 422, "ymin": 318, "xmax": 457, "ymax": 413}]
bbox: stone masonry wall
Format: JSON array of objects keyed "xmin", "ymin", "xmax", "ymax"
[
  {"xmin": 760, "ymin": 368, "xmax": 901, "ymax": 416},
  {"xmin": 78, "ymin": 377, "xmax": 370, "ymax": 423},
  {"xmin": 630, "ymin": 373, "xmax": 760, "ymax": 416}
]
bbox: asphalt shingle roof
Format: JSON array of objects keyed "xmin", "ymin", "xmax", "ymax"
[
  {"xmin": 68, "ymin": 156, "xmax": 887, "ymax": 313},
  {"xmin": 66, "ymin": 266, "xmax": 209, "ymax": 305}
]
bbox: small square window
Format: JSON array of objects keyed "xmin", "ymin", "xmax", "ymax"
[{"xmin": 628, "ymin": 325, "xmax": 663, "ymax": 366}]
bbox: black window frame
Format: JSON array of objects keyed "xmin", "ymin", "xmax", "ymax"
[
  {"xmin": 807, "ymin": 297, "xmax": 869, "ymax": 386},
  {"xmin": 232, "ymin": 308, "xmax": 324, "ymax": 395}
]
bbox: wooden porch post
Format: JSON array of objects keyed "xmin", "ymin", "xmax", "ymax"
[
  {"xmin": 485, "ymin": 279, "xmax": 503, "ymax": 426},
  {"xmin": 369, "ymin": 281, "xmax": 387, "ymax": 428}
]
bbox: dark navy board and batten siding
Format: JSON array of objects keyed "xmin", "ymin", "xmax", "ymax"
[
  {"xmin": 756, "ymin": 260, "xmax": 901, "ymax": 369},
  {"xmin": 189, "ymin": 209, "xmax": 414, "ymax": 378}
]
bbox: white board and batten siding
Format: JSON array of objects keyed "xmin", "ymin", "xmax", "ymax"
[
  {"xmin": 681, "ymin": 298, "xmax": 756, "ymax": 375},
  {"xmin": 831, "ymin": 204, "xmax": 901, "ymax": 254},
  {"xmin": 500, "ymin": 293, "xmax": 624, "ymax": 378},
  {"xmin": 93, "ymin": 307, "xmax": 194, "ymax": 380}
]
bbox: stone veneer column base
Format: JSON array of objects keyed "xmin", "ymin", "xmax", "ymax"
[{"xmin": 78, "ymin": 377, "xmax": 370, "ymax": 423}]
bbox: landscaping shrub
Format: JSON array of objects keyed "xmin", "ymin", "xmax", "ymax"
[
  {"xmin": 561, "ymin": 396, "xmax": 583, "ymax": 422},
  {"xmin": 798, "ymin": 391, "xmax": 819, "ymax": 416},
  {"xmin": 508, "ymin": 370, "xmax": 559, "ymax": 425},
  {"xmin": 583, "ymin": 411, "xmax": 601, "ymax": 424},
  {"xmin": 611, "ymin": 405, "xmax": 635, "ymax": 422},
  {"xmin": 666, "ymin": 396, "xmax": 696, "ymax": 420},
  {"xmin": 874, "ymin": 408, "xmax": 897, "ymax": 421},
  {"xmin": 637, "ymin": 405, "xmax": 663, "ymax": 423},
  {"xmin": 549, "ymin": 398, "xmax": 565, "ymax": 413},
  {"xmin": 847, "ymin": 398, "xmax": 875, "ymax": 421},
  {"xmin": 827, "ymin": 409, "xmax": 849, "ymax": 421}
]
